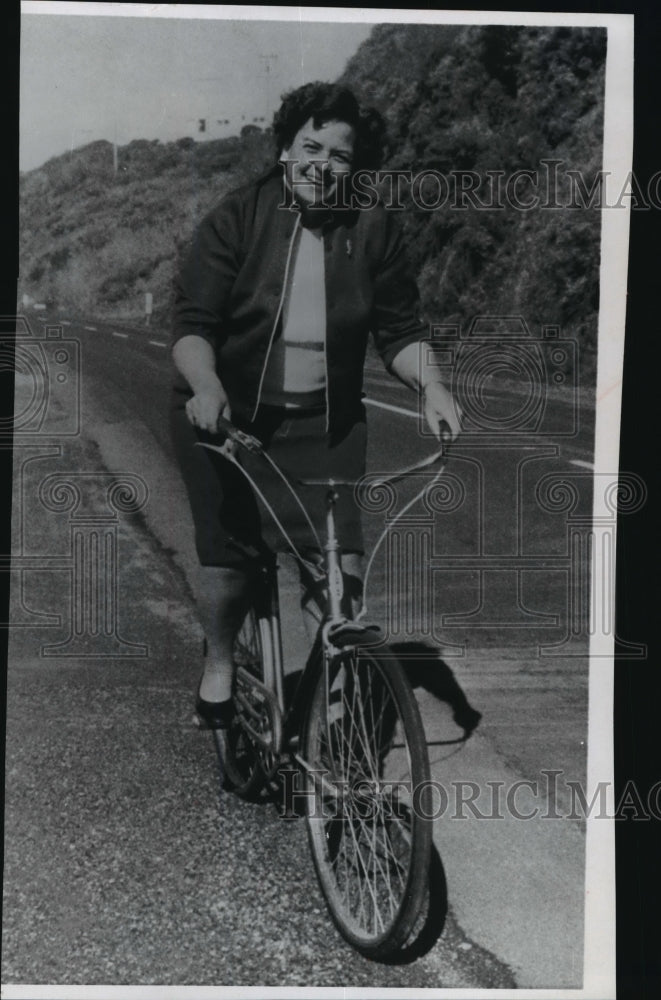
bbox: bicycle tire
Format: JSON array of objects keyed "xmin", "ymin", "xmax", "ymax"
[
  {"xmin": 302, "ymin": 646, "xmax": 433, "ymax": 959},
  {"xmin": 214, "ymin": 604, "xmax": 272, "ymax": 799}
]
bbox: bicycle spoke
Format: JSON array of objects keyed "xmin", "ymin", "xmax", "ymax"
[
  {"xmin": 366, "ymin": 673, "xmax": 392, "ymax": 766},
  {"xmin": 321, "ymin": 765, "xmax": 411, "ymax": 931},
  {"xmin": 343, "ymin": 813, "xmax": 385, "ymax": 934},
  {"xmin": 324, "ymin": 804, "xmax": 394, "ymax": 935},
  {"xmin": 328, "ymin": 819, "xmax": 369, "ymax": 927},
  {"xmin": 352, "ymin": 806, "xmax": 408, "ymax": 921},
  {"xmin": 355, "ymin": 812, "xmax": 395, "ymax": 925},
  {"xmin": 330, "ymin": 660, "xmax": 381, "ymax": 785},
  {"xmin": 353, "ymin": 666, "xmax": 381, "ymax": 784},
  {"xmin": 330, "ymin": 668, "xmax": 411, "ymax": 928}
]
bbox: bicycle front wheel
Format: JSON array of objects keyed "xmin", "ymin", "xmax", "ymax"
[{"xmin": 302, "ymin": 647, "xmax": 432, "ymax": 959}]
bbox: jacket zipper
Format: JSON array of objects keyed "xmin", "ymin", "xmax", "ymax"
[
  {"xmin": 323, "ymin": 241, "xmax": 330, "ymax": 433},
  {"xmin": 251, "ymin": 213, "xmax": 302, "ymax": 422}
]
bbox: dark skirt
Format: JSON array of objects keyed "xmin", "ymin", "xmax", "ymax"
[{"xmin": 170, "ymin": 396, "xmax": 366, "ymax": 568}]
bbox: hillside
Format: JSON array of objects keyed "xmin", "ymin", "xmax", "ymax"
[
  {"xmin": 19, "ymin": 23, "xmax": 606, "ymax": 378},
  {"xmin": 340, "ymin": 24, "xmax": 606, "ymax": 376},
  {"xmin": 19, "ymin": 127, "xmax": 274, "ymax": 325}
]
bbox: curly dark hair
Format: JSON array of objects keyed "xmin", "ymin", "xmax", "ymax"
[{"xmin": 272, "ymin": 82, "xmax": 387, "ymax": 172}]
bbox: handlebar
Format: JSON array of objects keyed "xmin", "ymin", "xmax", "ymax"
[
  {"xmin": 196, "ymin": 413, "xmax": 454, "ymax": 605},
  {"xmin": 209, "ymin": 414, "xmax": 453, "ymax": 469}
]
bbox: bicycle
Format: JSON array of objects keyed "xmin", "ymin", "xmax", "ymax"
[{"xmin": 198, "ymin": 415, "xmax": 450, "ymax": 960}]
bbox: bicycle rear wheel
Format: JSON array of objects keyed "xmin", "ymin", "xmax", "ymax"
[
  {"xmin": 213, "ymin": 604, "xmax": 272, "ymax": 799},
  {"xmin": 302, "ymin": 646, "xmax": 433, "ymax": 959}
]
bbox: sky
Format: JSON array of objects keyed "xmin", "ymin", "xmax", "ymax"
[{"xmin": 20, "ymin": 7, "xmax": 373, "ymax": 171}]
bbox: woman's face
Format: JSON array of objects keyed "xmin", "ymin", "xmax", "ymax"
[{"xmin": 281, "ymin": 117, "xmax": 355, "ymax": 207}]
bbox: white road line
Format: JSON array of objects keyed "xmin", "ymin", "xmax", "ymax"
[
  {"xmin": 569, "ymin": 459, "xmax": 595, "ymax": 470},
  {"xmin": 364, "ymin": 397, "xmax": 418, "ymax": 418},
  {"xmin": 59, "ymin": 320, "xmax": 71, "ymax": 326},
  {"xmin": 148, "ymin": 339, "xmax": 167, "ymax": 348},
  {"xmin": 84, "ymin": 325, "xmax": 97, "ymax": 331},
  {"xmin": 112, "ymin": 331, "xmax": 128, "ymax": 339}
]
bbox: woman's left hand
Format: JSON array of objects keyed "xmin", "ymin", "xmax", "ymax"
[{"xmin": 422, "ymin": 381, "xmax": 462, "ymax": 441}]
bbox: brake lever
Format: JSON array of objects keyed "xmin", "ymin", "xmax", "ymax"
[{"xmin": 209, "ymin": 414, "xmax": 264, "ymax": 453}]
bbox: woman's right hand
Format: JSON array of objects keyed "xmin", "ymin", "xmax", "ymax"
[
  {"xmin": 185, "ymin": 376, "xmax": 228, "ymax": 433},
  {"xmin": 173, "ymin": 336, "xmax": 235, "ymax": 453}
]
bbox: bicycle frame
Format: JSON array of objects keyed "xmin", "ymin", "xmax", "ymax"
[
  {"xmin": 199, "ymin": 416, "xmax": 450, "ymax": 760},
  {"xmin": 240, "ymin": 489, "xmax": 350, "ymax": 757},
  {"xmin": 203, "ymin": 418, "xmax": 445, "ymax": 956}
]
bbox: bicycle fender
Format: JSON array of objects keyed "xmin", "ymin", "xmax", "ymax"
[{"xmin": 326, "ymin": 621, "xmax": 385, "ymax": 648}]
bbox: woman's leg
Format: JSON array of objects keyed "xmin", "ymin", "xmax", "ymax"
[
  {"xmin": 195, "ymin": 565, "xmax": 250, "ymax": 703},
  {"xmin": 170, "ymin": 401, "xmax": 262, "ymax": 708},
  {"xmin": 341, "ymin": 551, "xmax": 365, "ymax": 619}
]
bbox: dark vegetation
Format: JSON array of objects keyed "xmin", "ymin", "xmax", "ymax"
[{"xmin": 19, "ymin": 24, "xmax": 605, "ymax": 381}]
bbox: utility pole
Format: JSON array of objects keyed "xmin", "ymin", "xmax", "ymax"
[
  {"xmin": 258, "ymin": 53, "xmax": 278, "ymax": 120},
  {"xmin": 112, "ymin": 121, "xmax": 118, "ymax": 176},
  {"xmin": 194, "ymin": 74, "xmax": 232, "ymax": 136}
]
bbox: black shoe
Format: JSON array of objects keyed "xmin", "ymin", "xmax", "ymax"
[
  {"xmin": 453, "ymin": 704, "xmax": 482, "ymax": 736},
  {"xmin": 195, "ymin": 692, "xmax": 235, "ymax": 730}
]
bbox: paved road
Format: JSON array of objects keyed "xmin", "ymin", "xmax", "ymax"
[{"xmin": 3, "ymin": 311, "xmax": 604, "ymax": 990}]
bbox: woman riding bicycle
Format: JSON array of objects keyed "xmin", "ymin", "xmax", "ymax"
[{"xmin": 170, "ymin": 81, "xmax": 461, "ymax": 729}]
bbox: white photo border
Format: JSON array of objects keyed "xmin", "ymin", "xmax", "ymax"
[{"xmin": 12, "ymin": 4, "xmax": 634, "ymax": 999}]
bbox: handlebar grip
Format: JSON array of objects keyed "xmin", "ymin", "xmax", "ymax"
[{"xmin": 214, "ymin": 413, "xmax": 236, "ymax": 440}]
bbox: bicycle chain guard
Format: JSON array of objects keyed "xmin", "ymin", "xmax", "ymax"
[{"xmin": 234, "ymin": 666, "xmax": 284, "ymax": 775}]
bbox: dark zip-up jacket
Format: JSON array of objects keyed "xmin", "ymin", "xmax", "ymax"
[{"xmin": 171, "ymin": 164, "xmax": 427, "ymax": 435}]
